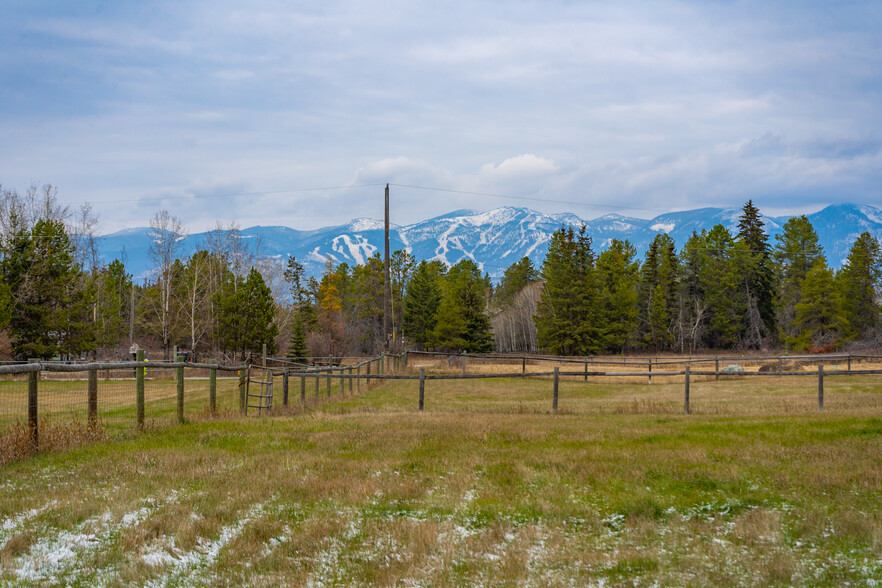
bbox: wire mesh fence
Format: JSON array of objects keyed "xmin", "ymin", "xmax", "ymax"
[
  {"xmin": 4, "ymin": 351, "xmax": 882, "ymax": 464},
  {"xmin": 0, "ymin": 361, "xmax": 246, "ymax": 440}
]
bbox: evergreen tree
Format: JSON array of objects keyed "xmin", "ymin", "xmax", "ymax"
[
  {"xmin": 94, "ymin": 259, "xmax": 132, "ymax": 349},
  {"xmin": 1, "ymin": 219, "xmax": 95, "ymax": 358},
  {"xmin": 774, "ymin": 215, "xmax": 824, "ymax": 341},
  {"xmin": 283, "ymin": 255, "xmax": 315, "ymax": 354},
  {"xmin": 736, "ymin": 200, "xmax": 776, "ymax": 344},
  {"xmin": 215, "ymin": 267, "xmax": 278, "ymax": 360},
  {"xmin": 495, "ymin": 257, "xmax": 539, "ymax": 307},
  {"xmin": 639, "ymin": 233, "xmax": 678, "ymax": 350},
  {"xmin": 699, "ymin": 225, "xmax": 744, "ymax": 348},
  {"xmin": 788, "ymin": 259, "xmax": 847, "ymax": 351},
  {"xmin": 349, "ymin": 256, "xmax": 384, "ymax": 351},
  {"xmin": 286, "ymin": 316, "xmax": 309, "ymax": 359},
  {"xmin": 838, "ymin": 232, "xmax": 882, "ymax": 339},
  {"xmin": 596, "ymin": 239, "xmax": 639, "ymax": 351},
  {"xmin": 535, "ymin": 226, "xmax": 602, "ymax": 355},
  {"xmin": 403, "ymin": 260, "xmax": 444, "ymax": 350},
  {"xmin": 434, "ymin": 259, "xmax": 493, "ymax": 352}
]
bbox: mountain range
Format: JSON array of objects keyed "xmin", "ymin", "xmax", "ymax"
[{"xmin": 95, "ymin": 203, "xmax": 882, "ymax": 281}]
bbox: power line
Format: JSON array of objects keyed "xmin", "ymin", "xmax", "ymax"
[
  {"xmin": 75, "ymin": 183, "xmax": 388, "ymax": 205},
  {"xmin": 388, "ymin": 183, "xmax": 669, "ymax": 214}
]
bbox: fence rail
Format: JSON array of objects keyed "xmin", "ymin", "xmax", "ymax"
[{"xmin": 5, "ymin": 349, "xmax": 880, "ymax": 460}]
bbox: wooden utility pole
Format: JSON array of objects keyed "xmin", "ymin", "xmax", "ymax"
[{"xmin": 384, "ymin": 183, "xmax": 391, "ymax": 351}]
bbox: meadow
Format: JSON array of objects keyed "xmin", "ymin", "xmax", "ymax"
[{"xmin": 0, "ymin": 366, "xmax": 880, "ymax": 586}]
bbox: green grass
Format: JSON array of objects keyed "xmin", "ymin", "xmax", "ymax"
[{"xmin": 0, "ymin": 375, "xmax": 880, "ymax": 585}]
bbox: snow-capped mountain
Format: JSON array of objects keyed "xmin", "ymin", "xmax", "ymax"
[{"xmin": 95, "ymin": 203, "xmax": 882, "ymax": 281}]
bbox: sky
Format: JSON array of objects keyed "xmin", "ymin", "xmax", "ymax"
[{"xmin": 1, "ymin": 0, "xmax": 881, "ymax": 234}]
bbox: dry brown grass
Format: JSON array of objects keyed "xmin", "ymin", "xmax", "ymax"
[{"xmin": 0, "ymin": 420, "xmax": 106, "ymax": 467}]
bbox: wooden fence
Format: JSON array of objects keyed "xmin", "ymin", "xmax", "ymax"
[{"xmin": 272, "ymin": 352, "xmax": 861, "ymax": 415}]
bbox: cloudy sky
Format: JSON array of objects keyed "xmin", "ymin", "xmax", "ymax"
[{"xmin": 2, "ymin": 0, "xmax": 881, "ymax": 233}]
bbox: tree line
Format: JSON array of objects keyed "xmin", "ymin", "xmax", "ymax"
[
  {"xmin": 0, "ymin": 185, "xmax": 277, "ymax": 361},
  {"xmin": 1, "ymin": 186, "xmax": 878, "ymax": 361},
  {"xmin": 529, "ymin": 201, "xmax": 881, "ymax": 354}
]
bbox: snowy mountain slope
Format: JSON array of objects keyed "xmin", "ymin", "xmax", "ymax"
[{"xmin": 95, "ymin": 203, "xmax": 882, "ymax": 281}]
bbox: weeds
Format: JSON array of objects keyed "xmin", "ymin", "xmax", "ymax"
[{"xmin": 0, "ymin": 420, "xmax": 106, "ymax": 467}]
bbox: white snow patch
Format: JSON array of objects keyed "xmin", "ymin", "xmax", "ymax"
[
  {"xmin": 650, "ymin": 222, "xmax": 675, "ymax": 233},
  {"xmin": 12, "ymin": 493, "xmax": 178, "ymax": 582},
  {"xmin": 0, "ymin": 501, "xmax": 56, "ymax": 550},
  {"xmin": 307, "ymin": 246, "xmax": 327, "ymax": 263},
  {"xmin": 331, "ymin": 234, "xmax": 378, "ymax": 265},
  {"xmin": 139, "ymin": 502, "xmax": 269, "ymax": 583},
  {"xmin": 348, "ymin": 218, "xmax": 386, "ymax": 232}
]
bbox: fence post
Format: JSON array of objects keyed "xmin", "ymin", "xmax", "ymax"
[
  {"xmin": 209, "ymin": 359, "xmax": 217, "ymax": 415},
  {"xmin": 366, "ymin": 361, "xmax": 371, "ymax": 386},
  {"xmin": 349, "ymin": 367, "xmax": 353, "ymax": 393},
  {"xmin": 847, "ymin": 354, "xmax": 852, "ymax": 372},
  {"xmin": 584, "ymin": 359, "xmax": 588, "ymax": 382},
  {"xmin": 339, "ymin": 369, "xmax": 345, "ymax": 397},
  {"xmin": 379, "ymin": 355, "xmax": 384, "ymax": 376},
  {"xmin": 818, "ymin": 364, "xmax": 824, "ymax": 411},
  {"xmin": 88, "ymin": 367, "xmax": 98, "ymax": 428},
  {"xmin": 326, "ymin": 373, "xmax": 331, "ymax": 398},
  {"xmin": 136, "ymin": 350, "xmax": 145, "ymax": 429},
  {"xmin": 176, "ymin": 356, "xmax": 185, "ymax": 423},
  {"xmin": 684, "ymin": 366, "xmax": 691, "ymax": 415},
  {"xmin": 262, "ymin": 343, "xmax": 267, "ymax": 368},
  {"xmin": 714, "ymin": 357, "xmax": 719, "ymax": 381},
  {"xmin": 315, "ymin": 374, "xmax": 320, "ymax": 399},
  {"xmin": 522, "ymin": 354, "xmax": 526, "ymax": 374},
  {"xmin": 462, "ymin": 355, "xmax": 467, "ymax": 375},
  {"xmin": 419, "ymin": 368, "xmax": 425, "ymax": 411},
  {"xmin": 552, "ymin": 367, "xmax": 559, "ymax": 414},
  {"xmin": 778, "ymin": 356, "xmax": 783, "ymax": 377},
  {"xmin": 648, "ymin": 359, "xmax": 652, "ymax": 385},
  {"xmin": 28, "ymin": 359, "xmax": 39, "ymax": 449},
  {"xmin": 238, "ymin": 368, "xmax": 247, "ymax": 415},
  {"xmin": 300, "ymin": 375, "xmax": 306, "ymax": 405},
  {"xmin": 282, "ymin": 369, "xmax": 289, "ymax": 407},
  {"xmin": 357, "ymin": 365, "xmax": 361, "ymax": 390},
  {"xmin": 403, "ymin": 351, "xmax": 408, "ymax": 371}
]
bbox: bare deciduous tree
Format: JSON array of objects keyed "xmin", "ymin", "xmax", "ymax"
[{"xmin": 147, "ymin": 210, "xmax": 187, "ymax": 359}]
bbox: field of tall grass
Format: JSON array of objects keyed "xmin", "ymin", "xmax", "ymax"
[{"xmin": 0, "ymin": 373, "xmax": 880, "ymax": 585}]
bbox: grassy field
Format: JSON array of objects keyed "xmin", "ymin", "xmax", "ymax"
[{"xmin": 0, "ymin": 374, "xmax": 880, "ymax": 586}]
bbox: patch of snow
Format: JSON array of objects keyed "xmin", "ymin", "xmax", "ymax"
[
  {"xmin": 0, "ymin": 501, "xmax": 56, "ymax": 550},
  {"xmin": 650, "ymin": 222, "xmax": 675, "ymax": 233},
  {"xmin": 331, "ymin": 234, "xmax": 378, "ymax": 265},
  {"xmin": 348, "ymin": 218, "xmax": 384, "ymax": 232}
]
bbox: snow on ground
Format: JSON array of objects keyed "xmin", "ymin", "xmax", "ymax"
[{"xmin": 12, "ymin": 491, "xmax": 179, "ymax": 583}]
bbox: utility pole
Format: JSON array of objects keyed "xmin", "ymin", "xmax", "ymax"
[{"xmin": 384, "ymin": 183, "xmax": 391, "ymax": 351}]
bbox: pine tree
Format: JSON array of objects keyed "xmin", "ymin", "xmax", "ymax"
[
  {"xmin": 214, "ymin": 267, "xmax": 278, "ymax": 361},
  {"xmin": 700, "ymin": 225, "xmax": 744, "ymax": 348},
  {"xmin": 535, "ymin": 226, "xmax": 602, "ymax": 355},
  {"xmin": 774, "ymin": 215, "xmax": 824, "ymax": 342},
  {"xmin": 94, "ymin": 259, "xmax": 132, "ymax": 350},
  {"xmin": 495, "ymin": 257, "xmax": 539, "ymax": 307},
  {"xmin": 403, "ymin": 260, "xmax": 444, "ymax": 350},
  {"xmin": 1, "ymin": 219, "xmax": 96, "ymax": 359},
  {"xmin": 596, "ymin": 239, "xmax": 639, "ymax": 351},
  {"xmin": 639, "ymin": 233, "xmax": 678, "ymax": 351},
  {"xmin": 736, "ymin": 200, "xmax": 776, "ymax": 344},
  {"xmin": 434, "ymin": 260, "xmax": 493, "ymax": 352},
  {"xmin": 788, "ymin": 260, "xmax": 847, "ymax": 351},
  {"xmin": 286, "ymin": 316, "xmax": 309, "ymax": 360},
  {"xmin": 838, "ymin": 232, "xmax": 882, "ymax": 339}
]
